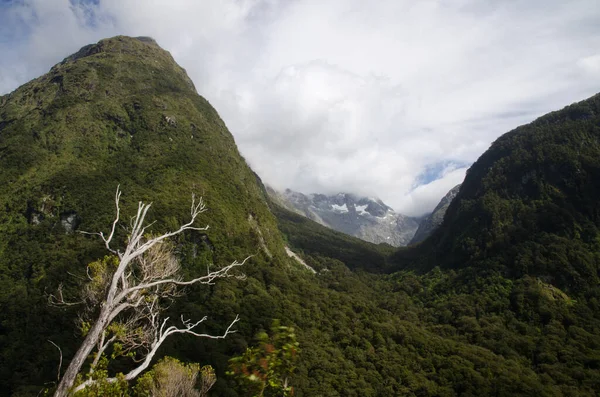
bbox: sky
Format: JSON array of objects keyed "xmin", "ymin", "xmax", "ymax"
[{"xmin": 1, "ymin": 0, "xmax": 599, "ymax": 216}]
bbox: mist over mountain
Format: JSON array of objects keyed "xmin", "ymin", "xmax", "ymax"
[
  {"xmin": 267, "ymin": 187, "xmax": 420, "ymax": 246},
  {"xmin": 410, "ymin": 184, "xmax": 461, "ymax": 245}
]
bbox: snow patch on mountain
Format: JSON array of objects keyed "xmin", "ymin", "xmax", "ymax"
[
  {"xmin": 331, "ymin": 203, "xmax": 349, "ymax": 213},
  {"xmin": 269, "ymin": 188, "xmax": 420, "ymax": 246},
  {"xmin": 356, "ymin": 204, "xmax": 369, "ymax": 215}
]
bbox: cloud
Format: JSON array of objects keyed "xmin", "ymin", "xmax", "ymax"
[
  {"xmin": 1, "ymin": 0, "xmax": 599, "ymax": 215},
  {"xmin": 578, "ymin": 54, "xmax": 600, "ymax": 77},
  {"xmin": 401, "ymin": 167, "xmax": 467, "ymax": 217}
]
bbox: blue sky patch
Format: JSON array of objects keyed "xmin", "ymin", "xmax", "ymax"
[{"xmin": 413, "ymin": 160, "xmax": 470, "ymax": 187}]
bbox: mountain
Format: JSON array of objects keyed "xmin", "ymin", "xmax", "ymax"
[
  {"xmin": 0, "ymin": 35, "xmax": 296, "ymax": 395},
  {"xmin": 267, "ymin": 187, "xmax": 419, "ymax": 246},
  {"xmin": 0, "ymin": 35, "xmax": 459, "ymax": 396},
  {"xmin": 409, "ymin": 184, "xmax": 461, "ymax": 244},
  {"xmin": 268, "ymin": 199, "xmax": 396, "ymax": 272},
  {"xmin": 388, "ymin": 93, "xmax": 600, "ymax": 394},
  {"xmin": 2, "ymin": 35, "xmax": 600, "ymax": 396},
  {"xmin": 414, "ymin": 94, "xmax": 600, "ymax": 290},
  {"xmin": 0, "ymin": 35, "xmax": 283, "ymax": 255}
]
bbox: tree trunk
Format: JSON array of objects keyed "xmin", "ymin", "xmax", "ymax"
[{"xmin": 54, "ymin": 309, "xmax": 110, "ymax": 397}]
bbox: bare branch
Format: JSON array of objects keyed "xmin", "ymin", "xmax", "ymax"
[
  {"xmin": 53, "ymin": 188, "xmax": 248, "ymax": 397},
  {"xmin": 105, "ymin": 185, "xmax": 122, "ymax": 252},
  {"xmin": 107, "ymin": 294, "xmax": 145, "ymax": 325},
  {"xmin": 123, "ymin": 314, "xmax": 240, "ymax": 381},
  {"xmin": 70, "ymin": 314, "xmax": 241, "ymax": 394},
  {"xmin": 175, "ymin": 314, "xmax": 240, "ymax": 340},
  {"xmin": 78, "ymin": 186, "xmax": 122, "ymax": 255},
  {"xmin": 114, "ymin": 255, "xmax": 250, "ymax": 304},
  {"xmin": 47, "ymin": 340, "xmax": 63, "ymax": 382},
  {"xmin": 89, "ymin": 332, "xmax": 116, "ymax": 374},
  {"xmin": 48, "ymin": 284, "xmax": 84, "ymax": 307}
]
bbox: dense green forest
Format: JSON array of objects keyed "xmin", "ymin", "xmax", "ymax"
[{"xmin": 0, "ymin": 36, "xmax": 599, "ymax": 396}]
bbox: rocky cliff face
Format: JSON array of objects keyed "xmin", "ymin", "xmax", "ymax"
[
  {"xmin": 410, "ymin": 184, "xmax": 461, "ymax": 244},
  {"xmin": 268, "ymin": 187, "xmax": 419, "ymax": 246}
]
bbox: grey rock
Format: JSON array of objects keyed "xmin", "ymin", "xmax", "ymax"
[
  {"xmin": 60, "ymin": 212, "xmax": 80, "ymax": 234},
  {"xmin": 268, "ymin": 187, "xmax": 420, "ymax": 247},
  {"xmin": 30, "ymin": 212, "xmax": 43, "ymax": 225}
]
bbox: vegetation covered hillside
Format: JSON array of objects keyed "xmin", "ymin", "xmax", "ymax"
[
  {"xmin": 0, "ymin": 35, "xmax": 294, "ymax": 395},
  {"xmin": 1, "ymin": 36, "xmax": 600, "ymax": 396},
  {"xmin": 410, "ymin": 94, "xmax": 600, "ymax": 290},
  {"xmin": 388, "ymin": 94, "xmax": 600, "ymax": 394}
]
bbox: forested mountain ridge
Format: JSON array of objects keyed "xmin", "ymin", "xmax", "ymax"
[
  {"xmin": 406, "ymin": 94, "xmax": 600, "ymax": 291},
  {"xmin": 384, "ymin": 94, "xmax": 600, "ymax": 395},
  {"xmin": 1, "ymin": 36, "xmax": 600, "ymax": 396},
  {"xmin": 0, "ymin": 35, "xmax": 300, "ymax": 395}
]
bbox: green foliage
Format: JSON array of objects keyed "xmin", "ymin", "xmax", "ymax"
[
  {"xmin": 134, "ymin": 357, "xmax": 214, "ymax": 397},
  {"xmin": 0, "ymin": 36, "xmax": 289, "ymax": 395},
  {"xmin": 85, "ymin": 255, "xmax": 119, "ymax": 308},
  {"xmin": 407, "ymin": 94, "xmax": 600, "ymax": 293},
  {"xmin": 73, "ymin": 356, "xmax": 130, "ymax": 397},
  {"xmin": 2, "ymin": 36, "xmax": 600, "ymax": 397},
  {"xmin": 228, "ymin": 321, "xmax": 299, "ymax": 396}
]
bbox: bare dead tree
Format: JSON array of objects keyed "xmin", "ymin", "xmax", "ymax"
[{"xmin": 53, "ymin": 186, "xmax": 249, "ymax": 396}]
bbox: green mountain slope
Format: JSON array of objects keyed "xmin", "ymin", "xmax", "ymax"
[
  {"xmin": 0, "ymin": 35, "xmax": 284, "ymax": 257},
  {"xmin": 388, "ymin": 94, "xmax": 600, "ymax": 395},
  {"xmin": 2, "ymin": 36, "xmax": 600, "ymax": 396},
  {"xmin": 410, "ymin": 94, "xmax": 600, "ymax": 290},
  {"xmin": 0, "ymin": 36, "xmax": 294, "ymax": 395}
]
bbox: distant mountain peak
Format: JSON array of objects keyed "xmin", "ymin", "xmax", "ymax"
[{"xmin": 268, "ymin": 188, "xmax": 419, "ymax": 246}]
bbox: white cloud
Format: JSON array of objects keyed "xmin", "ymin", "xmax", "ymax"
[
  {"xmin": 1, "ymin": 0, "xmax": 599, "ymax": 215},
  {"xmin": 401, "ymin": 167, "xmax": 467, "ymax": 217},
  {"xmin": 578, "ymin": 54, "xmax": 600, "ymax": 77}
]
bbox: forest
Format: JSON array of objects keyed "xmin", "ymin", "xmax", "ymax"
[{"xmin": 0, "ymin": 36, "xmax": 599, "ymax": 396}]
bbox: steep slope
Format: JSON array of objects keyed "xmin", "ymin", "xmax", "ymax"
[
  {"xmin": 268, "ymin": 187, "xmax": 419, "ymax": 246},
  {"xmin": 0, "ymin": 35, "xmax": 284, "ymax": 256},
  {"xmin": 3, "ymin": 36, "xmax": 600, "ymax": 396},
  {"xmin": 410, "ymin": 184, "xmax": 460, "ymax": 244},
  {"xmin": 385, "ymin": 94, "xmax": 600, "ymax": 395},
  {"xmin": 0, "ymin": 36, "xmax": 294, "ymax": 394},
  {"xmin": 418, "ymin": 94, "xmax": 600, "ymax": 291}
]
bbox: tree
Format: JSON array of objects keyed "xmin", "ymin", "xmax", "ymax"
[
  {"xmin": 51, "ymin": 186, "xmax": 249, "ymax": 396},
  {"xmin": 228, "ymin": 320, "xmax": 299, "ymax": 397},
  {"xmin": 134, "ymin": 357, "xmax": 216, "ymax": 397}
]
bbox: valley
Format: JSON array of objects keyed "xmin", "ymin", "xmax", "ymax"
[{"xmin": 0, "ymin": 36, "xmax": 599, "ymax": 396}]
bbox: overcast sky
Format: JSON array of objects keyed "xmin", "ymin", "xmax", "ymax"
[{"xmin": 1, "ymin": 0, "xmax": 599, "ymax": 215}]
